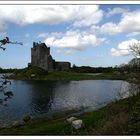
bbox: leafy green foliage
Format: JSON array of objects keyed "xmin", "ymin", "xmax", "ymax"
[
  {"xmin": 0, "ymin": 75, "xmax": 13, "ymax": 106},
  {"xmin": 0, "ymin": 39, "xmax": 15, "ymax": 105},
  {"xmin": 9, "ymin": 66, "xmax": 48, "ymax": 80}
]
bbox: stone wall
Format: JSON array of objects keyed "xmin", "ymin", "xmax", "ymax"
[{"xmin": 55, "ymin": 61, "xmax": 71, "ymax": 71}]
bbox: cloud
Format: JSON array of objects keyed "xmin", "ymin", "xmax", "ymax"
[
  {"xmin": 0, "ymin": 20, "xmax": 7, "ymax": 33},
  {"xmin": 57, "ymin": 49, "xmax": 75, "ymax": 55},
  {"xmin": 111, "ymin": 39, "xmax": 139, "ymax": 56},
  {"xmin": 72, "ymin": 5, "xmax": 103, "ymax": 27},
  {"xmin": 0, "ymin": 5, "xmax": 103, "ymax": 33},
  {"xmin": 37, "ymin": 33, "xmax": 49, "ymax": 38},
  {"xmin": 106, "ymin": 7, "xmax": 128, "ymax": 17},
  {"xmin": 37, "ymin": 32, "xmax": 62, "ymax": 39},
  {"xmin": 90, "ymin": 9, "xmax": 140, "ymax": 36},
  {"xmin": 44, "ymin": 30, "xmax": 105, "ymax": 53},
  {"xmin": 100, "ymin": 22, "xmax": 121, "ymax": 35},
  {"xmin": 126, "ymin": 32, "xmax": 140, "ymax": 37},
  {"xmin": 100, "ymin": 10, "xmax": 140, "ymax": 35}
]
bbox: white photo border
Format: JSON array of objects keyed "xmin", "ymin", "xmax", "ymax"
[{"xmin": 0, "ymin": 0, "xmax": 140, "ymax": 139}]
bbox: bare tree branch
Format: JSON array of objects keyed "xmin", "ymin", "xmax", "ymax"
[
  {"xmin": 0, "ymin": 37, "xmax": 23, "ymax": 50},
  {"xmin": 129, "ymin": 42, "xmax": 140, "ymax": 58}
]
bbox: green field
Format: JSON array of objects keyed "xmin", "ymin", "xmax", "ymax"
[{"xmin": 9, "ymin": 67, "xmax": 128, "ymax": 81}]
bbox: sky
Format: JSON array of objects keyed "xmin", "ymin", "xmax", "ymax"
[{"xmin": 0, "ymin": 4, "xmax": 140, "ymax": 69}]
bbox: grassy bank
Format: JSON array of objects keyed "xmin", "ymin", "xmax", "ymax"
[
  {"xmin": 44, "ymin": 71, "xmax": 128, "ymax": 81},
  {"xmin": 0, "ymin": 94, "xmax": 139, "ymax": 135},
  {"xmin": 8, "ymin": 67, "xmax": 128, "ymax": 81}
]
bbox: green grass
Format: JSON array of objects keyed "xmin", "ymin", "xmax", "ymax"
[
  {"xmin": 9, "ymin": 69, "xmax": 128, "ymax": 81},
  {"xmin": 45, "ymin": 71, "xmax": 127, "ymax": 80},
  {"xmin": 0, "ymin": 94, "xmax": 139, "ymax": 135}
]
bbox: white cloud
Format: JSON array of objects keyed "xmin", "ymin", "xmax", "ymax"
[
  {"xmin": 72, "ymin": 5, "xmax": 103, "ymax": 27},
  {"xmin": 111, "ymin": 39, "xmax": 139, "ymax": 56},
  {"xmin": 44, "ymin": 30, "xmax": 105, "ymax": 52},
  {"xmin": 111, "ymin": 48, "xmax": 130, "ymax": 56},
  {"xmin": 106, "ymin": 7, "xmax": 128, "ymax": 17},
  {"xmin": 37, "ymin": 33, "xmax": 49, "ymax": 38},
  {"xmin": 100, "ymin": 22, "xmax": 121, "ymax": 35},
  {"xmin": 126, "ymin": 32, "xmax": 140, "ymax": 37},
  {"xmin": 57, "ymin": 49, "xmax": 75, "ymax": 55},
  {"xmin": 100, "ymin": 10, "xmax": 140, "ymax": 35},
  {"xmin": 0, "ymin": 5, "xmax": 103, "ymax": 33},
  {"xmin": 0, "ymin": 19, "xmax": 7, "ymax": 33},
  {"xmin": 37, "ymin": 32, "xmax": 62, "ymax": 39}
]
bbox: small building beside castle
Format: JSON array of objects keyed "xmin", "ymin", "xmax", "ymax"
[{"xmin": 30, "ymin": 42, "xmax": 71, "ymax": 71}]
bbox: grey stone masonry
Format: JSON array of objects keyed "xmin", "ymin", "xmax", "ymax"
[{"xmin": 31, "ymin": 42, "xmax": 71, "ymax": 71}]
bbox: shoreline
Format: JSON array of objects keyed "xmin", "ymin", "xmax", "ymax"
[
  {"xmin": 0, "ymin": 94, "xmax": 139, "ymax": 135},
  {"xmin": 8, "ymin": 71, "xmax": 128, "ymax": 81}
]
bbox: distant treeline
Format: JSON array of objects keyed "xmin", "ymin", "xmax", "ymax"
[
  {"xmin": 69, "ymin": 66, "xmax": 115, "ymax": 73},
  {"xmin": 0, "ymin": 64, "xmax": 139, "ymax": 74},
  {"xmin": 68, "ymin": 65, "xmax": 139, "ymax": 73},
  {"xmin": 0, "ymin": 67, "xmax": 24, "ymax": 73}
]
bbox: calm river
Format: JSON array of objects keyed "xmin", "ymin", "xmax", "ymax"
[{"xmin": 0, "ymin": 80, "xmax": 130, "ymax": 126}]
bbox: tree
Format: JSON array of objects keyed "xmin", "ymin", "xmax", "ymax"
[
  {"xmin": 0, "ymin": 37, "xmax": 23, "ymax": 106},
  {"xmin": 129, "ymin": 41, "xmax": 140, "ymax": 97},
  {"xmin": 0, "ymin": 36, "xmax": 23, "ymax": 50},
  {"xmin": 0, "ymin": 75, "xmax": 13, "ymax": 106},
  {"xmin": 129, "ymin": 42, "xmax": 140, "ymax": 58}
]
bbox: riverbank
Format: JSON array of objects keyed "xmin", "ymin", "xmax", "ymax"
[
  {"xmin": 8, "ymin": 67, "xmax": 128, "ymax": 81},
  {"xmin": 0, "ymin": 93, "xmax": 139, "ymax": 135}
]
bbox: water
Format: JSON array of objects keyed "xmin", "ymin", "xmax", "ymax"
[{"xmin": 0, "ymin": 79, "xmax": 130, "ymax": 126}]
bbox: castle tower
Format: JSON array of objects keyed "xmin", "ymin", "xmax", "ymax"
[{"xmin": 31, "ymin": 42, "xmax": 54, "ymax": 71}]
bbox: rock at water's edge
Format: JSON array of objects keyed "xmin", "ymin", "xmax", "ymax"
[
  {"xmin": 72, "ymin": 119, "xmax": 83, "ymax": 129},
  {"xmin": 12, "ymin": 120, "xmax": 25, "ymax": 127},
  {"xmin": 66, "ymin": 117, "xmax": 77, "ymax": 123}
]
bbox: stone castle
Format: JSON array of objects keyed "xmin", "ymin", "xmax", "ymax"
[{"xmin": 30, "ymin": 42, "xmax": 71, "ymax": 71}]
